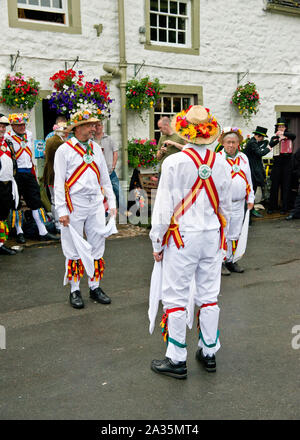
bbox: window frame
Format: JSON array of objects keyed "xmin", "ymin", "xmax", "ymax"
[
  {"xmin": 145, "ymin": 0, "xmax": 200, "ymax": 55},
  {"xmin": 8, "ymin": 0, "xmax": 82, "ymax": 34},
  {"xmin": 265, "ymin": 0, "xmax": 300, "ymax": 17}
]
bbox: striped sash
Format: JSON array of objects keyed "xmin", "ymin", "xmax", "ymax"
[
  {"xmin": 226, "ymin": 156, "xmax": 251, "ymax": 201},
  {"xmin": 0, "ymin": 140, "xmax": 11, "ymax": 159},
  {"xmin": 65, "ymin": 140, "xmax": 101, "ymax": 213},
  {"xmin": 8, "ymin": 132, "xmax": 32, "ymax": 160},
  {"xmin": 162, "ymin": 148, "xmax": 227, "ymax": 251}
]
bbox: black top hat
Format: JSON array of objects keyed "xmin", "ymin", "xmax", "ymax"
[
  {"xmin": 275, "ymin": 117, "xmax": 289, "ymax": 129},
  {"xmin": 253, "ymin": 126, "xmax": 268, "ymax": 137}
]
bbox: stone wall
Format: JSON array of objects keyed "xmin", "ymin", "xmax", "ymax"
[{"xmin": 0, "ymin": 0, "xmax": 299, "ymax": 164}]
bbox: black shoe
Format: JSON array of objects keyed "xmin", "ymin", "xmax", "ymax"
[
  {"xmin": 89, "ymin": 286, "xmax": 111, "ymax": 304},
  {"xmin": 280, "ymin": 210, "xmax": 288, "ymax": 215},
  {"xmin": 267, "ymin": 209, "xmax": 274, "ymax": 214},
  {"xmin": 286, "ymin": 214, "xmax": 294, "ymax": 220},
  {"xmin": 221, "ymin": 263, "xmax": 231, "ymax": 276},
  {"xmin": 151, "ymin": 357, "xmax": 187, "ymax": 379},
  {"xmin": 39, "ymin": 232, "xmax": 60, "ymax": 241},
  {"xmin": 0, "ymin": 245, "xmax": 17, "ymax": 255},
  {"xmin": 225, "ymin": 261, "xmax": 244, "ymax": 273},
  {"xmin": 16, "ymin": 233, "xmax": 26, "ymax": 244},
  {"xmin": 196, "ymin": 349, "xmax": 216, "ymax": 372},
  {"xmin": 69, "ymin": 290, "xmax": 84, "ymax": 309}
]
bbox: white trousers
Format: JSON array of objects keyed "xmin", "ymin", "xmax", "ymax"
[
  {"xmin": 226, "ymin": 199, "xmax": 245, "ymax": 262},
  {"xmin": 161, "ymin": 229, "xmax": 222, "ymax": 362},
  {"xmin": 60, "ymin": 194, "xmax": 106, "ymax": 290}
]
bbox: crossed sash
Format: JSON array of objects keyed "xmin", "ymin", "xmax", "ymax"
[
  {"xmin": 8, "ymin": 133, "xmax": 32, "ymax": 160},
  {"xmin": 162, "ymin": 148, "xmax": 227, "ymax": 251},
  {"xmin": 226, "ymin": 156, "xmax": 251, "ymax": 201},
  {"xmin": 0, "ymin": 141, "xmax": 12, "ymax": 159},
  {"xmin": 64, "ymin": 140, "xmax": 102, "ymax": 213}
]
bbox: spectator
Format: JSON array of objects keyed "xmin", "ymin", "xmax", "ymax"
[
  {"xmin": 45, "ymin": 115, "xmax": 68, "ymax": 141},
  {"xmin": 93, "ymin": 122, "xmax": 128, "ymax": 217},
  {"xmin": 267, "ymin": 118, "xmax": 296, "ymax": 214},
  {"xmin": 156, "ymin": 116, "xmax": 187, "ymax": 166},
  {"xmin": 244, "ymin": 126, "xmax": 271, "ymax": 218},
  {"xmin": 286, "ymin": 148, "xmax": 300, "ymax": 220},
  {"xmin": 43, "ymin": 122, "xmax": 68, "ymax": 232}
]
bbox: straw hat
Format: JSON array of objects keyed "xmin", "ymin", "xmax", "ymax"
[
  {"xmin": 9, "ymin": 113, "xmax": 30, "ymax": 125},
  {"xmin": 53, "ymin": 121, "xmax": 68, "ymax": 133},
  {"xmin": 171, "ymin": 105, "xmax": 220, "ymax": 145},
  {"xmin": 0, "ymin": 114, "xmax": 10, "ymax": 125},
  {"xmin": 66, "ymin": 109, "xmax": 100, "ymax": 132},
  {"xmin": 218, "ymin": 127, "xmax": 243, "ymax": 145}
]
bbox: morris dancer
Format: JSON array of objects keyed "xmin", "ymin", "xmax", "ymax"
[
  {"xmin": 218, "ymin": 128, "xmax": 254, "ymax": 275},
  {"xmin": 149, "ymin": 105, "xmax": 232, "ymax": 378},
  {"xmin": 0, "ymin": 114, "xmax": 20, "ymax": 255},
  {"xmin": 6, "ymin": 113, "xmax": 58, "ymax": 243},
  {"xmin": 54, "ymin": 109, "xmax": 116, "ymax": 309}
]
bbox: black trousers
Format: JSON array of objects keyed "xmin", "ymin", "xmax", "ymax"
[
  {"xmin": 15, "ymin": 172, "xmax": 42, "ymax": 211},
  {"xmin": 0, "ymin": 181, "xmax": 14, "ymax": 221},
  {"xmin": 268, "ymin": 155, "xmax": 292, "ymax": 211},
  {"xmin": 291, "ymin": 181, "xmax": 300, "ymax": 218}
]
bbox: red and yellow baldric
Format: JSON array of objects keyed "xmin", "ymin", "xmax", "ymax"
[
  {"xmin": 226, "ymin": 156, "xmax": 251, "ymax": 201},
  {"xmin": 8, "ymin": 132, "xmax": 32, "ymax": 160},
  {"xmin": 162, "ymin": 148, "xmax": 227, "ymax": 251},
  {"xmin": 65, "ymin": 140, "xmax": 101, "ymax": 213},
  {"xmin": 0, "ymin": 140, "xmax": 11, "ymax": 159}
]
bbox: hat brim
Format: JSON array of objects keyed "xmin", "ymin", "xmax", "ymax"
[
  {"xmin": 171, "ymin": 115, "xmax": 221, "ymax": 146},
  {"xmin": 253, "ymin": 131, "xmax": 268, "ymax": 137},
  {"xmin": 218, "ymin": 130, "xmax": 244, "ymax": 145},
  {"xmin": 65, "ymin": 117, "xmax": 100, "ymax": 132}
]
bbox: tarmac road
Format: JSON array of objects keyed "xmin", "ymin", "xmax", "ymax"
[{"xmin": 0, "ymin": 218, "xmax": 300, "ymax": 420}]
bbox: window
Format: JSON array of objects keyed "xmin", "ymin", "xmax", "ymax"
[
  {"xmin": 8, "ymin": 0, "xmax": 82, "ymax": 34},
  {"xmin": 266, "ymin": 0, "xmax": 300, "ymax": 16},
  {"xmin": 154, "ymin": 93, "xmax": 195, "ymax": 142},
  {"xmin": 145, "ymin": 0, "xmax": 200, "ymax": 55},
  {"xmin": 17, "ymin": 0, "xmax": 68, "ymax": 25},
  {"xmin": 150, "ymin": 0, "xmax": 190, "ymax": 46}
]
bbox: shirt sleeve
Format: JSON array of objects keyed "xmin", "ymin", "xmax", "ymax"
[
  {"xmin": 149, "ymin": 160, "xmax": 174, "ymax": 252},
  {"xmin": 97, "ymin": 144, "xmax": 116, "ymax": 209},
  {"xmin": 54, "ymin": 145, "xmax": 69, "ymax": 218}
]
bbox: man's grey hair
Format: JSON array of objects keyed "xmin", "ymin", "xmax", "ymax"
[
  {"xmin": 159, "ymin": 116, "xmax": 171, "ymax": 126},
  {"xmin": 223, "ymin": 132, "xmax": 240, "ymax": 142}
]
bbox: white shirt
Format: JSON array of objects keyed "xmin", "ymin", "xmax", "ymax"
[
  {"xmin": 5, "ymin": 129, "xmax": 34, "ymax": 170},
  {"xmin": 54, "ymin": 136, "xmax": 116, "ymax": 218},
  {"xmin": 150, "ymin": 144, "xmax": 232, "ymax": 252},
  {"xmin": 0, "ymin": 141, "xmax": 13, "ymax": 181},
  {"xmin": 219, "ymin": 150, "xmax": 255, "ymax": 204}
]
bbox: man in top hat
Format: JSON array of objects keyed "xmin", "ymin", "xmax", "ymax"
[
  {"xmin": 267, "ymin": 117, "xmax": 296, "ymax": 214},
  {"xmin": 5, "ymin": 113, "xmax": 59, "ymax": 243},
  {"xmin": 244, "ymin": 126, "xmax": 272, "ymax": 218},
  {"xmin": 218, "ymin": 128, "xmax": 255, "ymax": 275},
  {"xmin": 149, "ymin": 105, "xmax": 232, "ymax": 378},
  {"xmin": 43, "ymin": 122, "xmax": 68, "ymax": 232},
  {"xmin": 54, "ymin": 109, "xmax": 116, "ymax": 309},
  {"xmin": 0, "ymin": 114, "xmax": 20, "ymax": 255}
]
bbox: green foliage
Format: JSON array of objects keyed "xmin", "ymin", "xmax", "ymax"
[
  {"xmin": 128, "ymin": 138, "xmax": 158, "ymax": 168},
  {"xmin": 231, "ymin": 82, "xmax": 260, "ymax": 121},
  {"xmin": 0, "ymin": 72, "xmax": 40, "ymax": 110},
  {"xmin": 126, "ymin": 76, "xmax": 164, "ymax": 116}
]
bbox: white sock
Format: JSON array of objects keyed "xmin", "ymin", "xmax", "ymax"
[
  {"xmin": 70, "ymin": 280, "xmax": 80, "ymax": 293},
  {"xmin": 16, "ymin": 224, "xmax": 23, "ymax": 235},
  {"xmin": 88, "ymin": 279, "xmax": 99, "ymax": 290},
  {"xmin": 32, "ymin": 210, "xmax": 48, "ymax": 236}
]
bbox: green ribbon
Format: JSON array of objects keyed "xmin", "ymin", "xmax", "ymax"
[
  {"xmin": 167, "ymin": 337, "xmax": 187, "ymax": 349},
  {"xmin": 199, "ymin": 330, "xmax": 220, "ymax": 348}
]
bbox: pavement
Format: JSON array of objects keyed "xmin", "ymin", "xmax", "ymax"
[{"xmin": 0, "ymin": 216, "xmax": 300, "ymax": 420}]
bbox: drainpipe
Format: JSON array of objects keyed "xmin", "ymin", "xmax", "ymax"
[{"xmin": 103, "ymin": 0, "xmax": 128, "ymax": 183}]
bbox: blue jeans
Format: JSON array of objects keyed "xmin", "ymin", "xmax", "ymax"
[{"xmin": 110, "ymin": 171, "xmax": 127, "ymax": 213}]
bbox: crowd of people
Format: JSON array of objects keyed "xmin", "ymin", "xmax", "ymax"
[{"xmin": 0, "ymin": 104, "xmax": 298, "ymax": 379}]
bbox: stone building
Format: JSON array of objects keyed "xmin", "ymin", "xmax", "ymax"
[{"xmin": 0, "ymin": 0, "xmax": 300, "ymax": 182}]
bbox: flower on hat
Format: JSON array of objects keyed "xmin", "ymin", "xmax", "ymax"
[
  {"xmin": 8, "ymin": 113, "xmax": 29, "ymax": 124},
  {"xmin": 175, "ymin": 106, "xmax": 218, "ymax": 141}
]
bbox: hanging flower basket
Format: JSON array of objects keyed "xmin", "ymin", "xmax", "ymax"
[
  {"xmin": 126, "ymin": 76, "xmax": 164, "ymax": 117},
  {"xmin": 231, "ymin": 82, "xmax": 260, "ymax": 121},
  {"xmin": 127, "ymin": 138, "xmax": 158, "ymax": 168},
  {"xmin": 47, "ymin": 69, "xmax": 112, "ymax": 119},
  {"xmin": 0, "ymin": 72, "xmax": 40, "ymax": 111}
]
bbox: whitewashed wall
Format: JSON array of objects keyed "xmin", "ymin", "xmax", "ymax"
[{"xmin": 0, "ymin": 0, "xmax": 300, "ymax": 159}]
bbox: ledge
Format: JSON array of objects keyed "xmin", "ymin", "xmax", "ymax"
[{"xmin": 266, "ymin": 3, "xmax": 300, "ymax": 17}]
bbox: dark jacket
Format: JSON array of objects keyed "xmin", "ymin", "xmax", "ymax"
[
  {"xmin": 292, "ymin": 148, "xmax": 300, "ymax": 180},
  {"xmin": 244, "ymin": 137, "xmax": 270, "ymax": 187},
  {"xmin": 43, "ymin": 134, "xmax": 65, "ymax": 186}
]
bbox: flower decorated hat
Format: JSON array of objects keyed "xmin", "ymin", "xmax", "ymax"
[
  {"xmin": 171, "ymin": 105, "xmax": 220, "ymax": 145},
  {"xmin": 218, "ymin": 127, "xmax": 243, "ymax": 145},
  {"xmin": 0, "ymin": 114, "xmax": 10, "ymax": 125},
  {"xmin": 66, "ymin": 109, "xmax": 101, "ymax": 132},
  {"xmin": 9, "ymin": 113, "xmax": 30, "ymax": 125}
]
